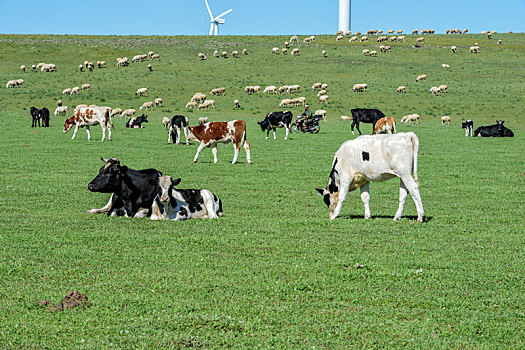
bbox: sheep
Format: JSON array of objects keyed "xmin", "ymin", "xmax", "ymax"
[
  {"xmin": 70, "ymin": 86, "xmax": 80, "ymax": 95},
  {"xmin": 336, "ymin": 35, "xmax": 344, "ymax": 42},
  {"xmin": 442, "ymin": 63, "xmax": 450, "ymax": 69},
  {"xmin": 416, "ymin": 74, "xmax": 427, "ymax": 82},
  {"xmin": 397, "ymin": 36, "xmax": 406, "ymax": 42},
  {"xmin": 463, "ymin": 29, "xmax": 468, "ymax": 34},
  {"xmin": 15, "ymin": 79, "xmax": 24, "ymax": 87},
  {"xmin": 345, "ymin": 31, "xmax": 351, "ymax": 36},
  {"xmin": 162, "ymin": 117, "xmax": 171, "ymax": 130},
  {"xmin": 57, "ymin": 100, "xmax": 62, "ymax": 107},
  {"xmin": 291, "ymin": 48, "xmax": 300, "ymax": 56},
  {"xmin": 315, "ymin": 109, "xmax": 327, "ymax": 121},
  {"xmin": 245, "ymin": 86, "xmax": 255, "ymax": 95},
  {"xmin": 198, "ymin": 100, "xmax": 214, "ymax": 109},
  {"xmin": 279, "ymin": 85, "xmax": 289, "ymax": 94},
  {"xmin": 441, "ymin": 116, "xmax": 451, "ymax": 125},
  {"xmin": 41, "ymin": 64, "xmax": 55, "ymax": 72},
  {"xmin": 121, "ymin": 109, "xmax": 136, "ymax": 118},
  {"xmin": 377, "ymin": 36, "xmax": 387, "ymax": 42},
  {"xmin": 210, "ymin": 87, "xmax": 226, "ymax": 96},
  {"xmin": 6, "ymin": 80, "xmax": 17, "ymax": 88},
  {"xmin": 155, "ymin": 98, "xmax": 163, "ymax": 107},
  {"xmin": 97, "ymin": 61, "xmax": 106, "ymax": 68},
  {"xmin": 412, "ymin": 29, "xmax": 418, "ymax": 35},
  {"xmin": 263, "ymin": 86, "xmax": 277, "ymax": 94},
  {"xmin": 198, "ymin": 53, "xmax": 207, "ymax": 60},
  {"xmin": 198, "ymin": 117, "xmax": 208, "ymax": 125},
  {"xmin": 429, "ymin": 86, "xmax": 440, "ymax": 95},
  {"xmin": 132, "ymin": 54, "xmax": 146, "ymax": 62},
  {"xmin": 438, "ymin": 84, "xmax": 448, "ymax": 92},
  {"xmin": 110, "ymin": 108, "xmax": 123, "ymax": 117},
  {"xmin": 185, "ymin": 101, "xmax": 197, "ymax": 109},
  {"xmin": 451, "ymin": 46, "xmax": 457, "ymax": 53},
  {"xmin": 81, "ymin": 83, "xmax": 90, "ymax": 90},
  {"xmin": 311, "ymin": 82, "xmax": 322, "ymax": 91},
  {"xmin": 322, "ymin": 50, "xmax": 327, "ymax": 58},
  {"xmin": 416, "ymin": 37, "xmax": 425, "ymax": 43},
  {"xmin": 487, "ymin": 33, "xmax": 492, "ymax": 39},
  {"xmin": 379, "ymin": 45, "xmax": 386, "ymax": 52},
  {"xmin": 36, "ymin": 62, "xmax": 45, "ymax": 70},
  {"xmin": 384, "ymin": 45, "xmax": 391, "ymax": 52},
  {"xmin": 117, "ymin": 57, "xmax": 129, "ymax": 67},
  {"xmin": 352, "ymin": 83, "xmax": 368, "ymax": 92},
  {"xmin": 282, "ymin": 48, "xmax": 288, "ymax": 55},
  {"xmin": 140, "ymin": 101, "xmax": 154, "ymax": 111},
  {"xmin": 349, "ymin": 36, "xmax": 358, "ymax": 42},
  {"xmin": 317, "ymin": 89, "xmax": 327, "ymax": 97},
  {"xmin": 31, "ymin": 64, "xmax": 36, "ymax": 72},
  {"xmin": 470, "ymin": 46, "xmax": 480, "ymax": 53},
  {"xmin": 497, "ymin": 39, "xmax": 502, "ymax": 45},
  {"xmin": 272, "ymin": 47, "xmax": 279, "ymax": 54},
  {"xmin": 62, "ymin": 88, "xmax": 72, "ymax": 95},
  {"xmin": 79, "ymin": 64, "xmax": 84, "ymax": 72},
  {"xmin": 303, "ymin": 36, "xmax": 313, "ymax": 43},
  {"xmin": 336, "ymin": 30, "xmax": 343, "ymax": 36},
  {"xmin": 360, "ymin": 36, "xmax": 368, "ymax": 42},
  {"xmin": 151, "ymin": 54, "xmax": 160, "ymax": 60},
  {"xmin": 213, "ymin": 50, "xmax": 219, "ymax": 58},
  {"xmin": 242, "ymin": 48, "xmax": 248, "ymax": 55},
  {"xmin": 387, "ymin": 30, "xmax": 394, "ymax": 34},
  {"xmin": 148, "ymin": 51, "xmax": 154, "ymax": 58},
  {"xmin": 54, "ymin": 106, "xmax": 69, "ymax": 115},
  {"xmin": 191, "ymin": 93, "xmax": 206, "ymax": 102},
  {"xmin": 318, "ymin": 95, "xmax": 329, "ymax": 103},
  {"xmin": 362, "ymin": 49, "xmax": 370, "ymax": 56},
  {"xmin": 221, "ymin": 51, "xmax": 228, "ymax": 58},
  {"xmin": 135, "ymin": 88, "xmax": 148, "ymax": 96},
  {"xmin": 234, "ymin": 100, "xmax": 240, "ymax": 108},
  {"xmin": 279, "ymin": 98, "xmax": 292, "ymax": 108},
  {"xmin": 401, "ymin": 114, "xmax": 419, "ymax": 124},
  {"xmin": 148, "ymin": 64, "xmax": 153, "ymax": 72},
  {"xmin": 21, "ymin": 65, "xmax": 25, "ymax": 73},
  {"xmin": 369, "ymin": 50, "xmax": 377, "ymax": 57},
  {"xmin": 396, "ymin": 86, "xmax": 406, "ymax": 93},
  {"xmin": 253, "ymin": 86, "xmax": 261, "ymax": 94},
  {"xmin": 232, "ymin": 50, "xmax": 239, "ymax": 58},
  {"xmin": 390, "ymin": 36, "xmax": 397, "ymax": 42},
  {"xmin": 290, "ymin": 35, "xmax": 298, "ymax": 43},
  {"xmin": 287, "ymin": 85, "xmax": 300, "ymax": 93}
]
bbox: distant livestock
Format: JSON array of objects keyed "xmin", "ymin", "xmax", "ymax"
[
  {"xmin": 474, "ymin": 121, "xmax": 514, "ymax": 137},
  {"xmin": 63, "ymin": 107, "xmax": 113, "ymax": 141},
  {"xmin": 397, "ymin": 86, "xmax": 406, "ymax": 93},
  {"xmin": 416, "ymin": 74, "xmax": 427, "ymax": 82},
  {"xmin": 348, "ymin": 108, "xmax": 385, "ymax": 135},
  {"xmin": 441, "ymin": 116, "xmax": 451, "ymax": 125},
  {"xmin": 462, "ymin": 120, "xmax": 474, "ymax": 137},
  {"xmin": 135, "ymin": 88, "xmax": 148, "ymax": 96},
  {"xmin": 168, "ymin": 115, "xmax": 189, "ymax": 145},
  {"xmin": 401, "ymin": 114, "xmax": 420, "ymax": 124},
  {"xmin": 373, "ymin": 117, "xmax": 396, "ymax": 135}
]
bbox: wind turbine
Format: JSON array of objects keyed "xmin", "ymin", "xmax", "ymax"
[
  {"xmin": 338, "ymin": 0, "xmax": 351, "ymax": 33},
  {"xmin": 204, "ymin": 0, "xmax": 232, "ymax": 36}
]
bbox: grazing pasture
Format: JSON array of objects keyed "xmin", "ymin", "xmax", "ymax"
[{"xmin": 0, "ymin": 33, "xmax": 523, "ymax": 348}]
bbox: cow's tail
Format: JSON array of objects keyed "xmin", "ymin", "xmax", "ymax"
[
  {"xmin": 392, "ymin": 121, "xmax": 397, "ymax": 134},
  {"xmin": 411, "ymin": 132, "xmax": 419, "ymax": 186},
  {"xmin": 340, "ymin": 115, "xmax": 352, "ymax": 121},
  {"xmin": 106, "ymin": 110, "xmax": 115, "ymax": 130},
  {"xmin": 217, "ymin": 197, "xmax": 224, "ymax": 217}
]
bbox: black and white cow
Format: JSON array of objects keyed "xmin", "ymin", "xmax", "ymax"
[
  {"xmin": 462, "ymin": 120, "xmax": 473, "ymax": 137},
  {"xmin": 30, "ymin": 107, "xmax": 41, "ymax": 127},
  {"xmin": 257, "ymin": 111, "xmax": 293, "ymax": 140},
  {"xmin": 87, "ymin": 158, "xmax": 162, "ymax": 218},
  {"xmin": 474, "ymin": 120, "xmax": 514, "ymax": 137},
  {"xmin": 126, "ymin": 114, "xmax": 148, "ymax": 128},
  {"xmin": 350, "ymin": 108, "xmax": 385, "ymax": 135},
  {"xmin": 151, "ymin": 176, "xmax": 223, "ymax": 220},
  {"xmin": 168, "ymin": 115, "xmax": 189, "ymax": 145}
]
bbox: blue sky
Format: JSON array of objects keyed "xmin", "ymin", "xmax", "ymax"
[{"xmin": 0, "ymin": 0, "xmax": 523, "ymax": 35}]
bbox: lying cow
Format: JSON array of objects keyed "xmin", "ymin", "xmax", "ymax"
[
  {"xmin": 257, "ymin": 111, "xmax": 293, "ymax": 140},
  {"xmin": 373, "ymin": 117, "xmax": 396, "ymax": 135},
  {"xmin": 168, "ymin": 115, "xmax": 189, "ymax": 145},
  {"xmin": 316, "ymin": 132, "xmax": 424, "ymax": 222},
  {"xmin": 126, "ymin": 114, "xmax": 148, "ymax": 128},
  {"xmin": 462, "ymin": 120, "xmax": 473, "ymax": 137},
  {"xmin": 151, "ymin": 176, "xmax": 223, "ymax": 220},
  {"xmin": 188, "ymin": 120, "xmax": 252, "ymax": 164},
  {"xmin": 87, "ymin": 158, "xmax": 162, "ymax": 217},
  {"xmin": 63, "ymin": 107, "xmax": 113, "ymax": 141},
  {"xmin": 474, "ymin": 120, "xmax": 514, "ymax": 137},
  {"xmin": 349, "ymin": 108, "xmax": 385, "ymax": 135}
]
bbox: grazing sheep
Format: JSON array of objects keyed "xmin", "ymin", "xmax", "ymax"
[
  {"xmin": 242, "ymin": 48, "xmax": 248, "ymax": 55},
  {"xmin": 303, "ymin": 36, "xmax": 314, "ymax": 43},
  {"xmin": 121, "ymin": 109, "xmax": 137, "ymax": 118},
  {"xmin": 32, "ymin": 64, "xmax": 36, "ymax": 72},
  {"xmin": 111, "ymin": 108, "xmax": 123, "ymax": 117},
  {"xmin": 352, "ymin": 83, "xmax": 368, "ymax": 92},
  {"xmin": 57, "ymin": 100, "xmax": 62, "ymax": 107},
  {"xmin": 470, "ymin": 46, "xmax": 480, "ymax": 53},
  {"xmin": 148, "ymin": 51, "xmax": 154, "ymax": 58},
  {"xmin": 198, "ymin": 100, "xmax": 214, "ymax": 109},
  {"xmin": 322, "ymin": 50, "xmax": 327, "ymax": 58},
  {"xmin": 442, "ymin": 63, "xmax": 450, "ymax": 69},
  {"xmin": 317, "ymin": 89, "xmax": 327, "ymax": 97},
  {"xmin": 487, "ymin": 33, "xmax": 492, "ymax": 39},
  {"xmin": 379, "ymin": 45, "xmax": 386, "ymax": 52},
  {"xmin": 416, "ymin": 37, "xmax": 425, "ymax": 43},
  {"xmin": 282, "ymin": 48, "xmax": 288, "ymax": 55},
  {"xmin": 279, "ymin": 98, "xmax": 292, "ymax": 108},
  {"xmin": 318, "ymin": 95, "xmax": 329, "ymax": 103},
  {"xmin": 311, "ymin": 82, "xmax": 322, "ymax": 90},
  {"xmin": 79, "ymin": 64, "xmax": 84, "ymax": 72},
  {"xmin": 70, "ymin": 86, "xmax": 80, "ymax": 95},
  {"xmin": 401, "ymin": 114, "xmax": 420, "ymax": 124},
  {"xmin": 397, "ymin": 30, "xmax": 403, "ymax": 34},
  {"xmin": 198, "ymin": 117, "xmax": 208, "ymax": 125},
  {"xmin": 62, "ymin": 88, "xmax": 72, "ymax": 95},
  {"xmin": 279, "ymin": 85, "xmax": 289, "ymax": 94},
  {"xmin": 321, "ymin": 83, "xmax": 328, "ymax": 90},
  {"xmin": 253, "ymin": 86, "xmax": 261, "ymax": 94},
  {"xmin": 198, "ymin": 53, "xmax": 207, "ymax": 60},
  {"xmin": 369, "ymin": 50, "xmax": 377, "ymax": 57},
  {"xmin": 117, "ymin": 57, "xmax": 129, "ymax": 67},
  {"xmin": 387, "ymin": 30, "xmax": 394, "ymax": 34},
  {"xmin": 463, "ymin": 29, "xmax": 468, "ymax": 34},
  {"xmin": 345, "ymin": 31, "xmax": 351, "ymax": 36},
  {"xmin": 151, "ymin": 54, "xmax": 160, "ymax": 60},
  {"xmin": 263, "ymin": 86, "xmax": 277, "ymax": 94},
  {"xmin": 291, "ymin": 48, "xmax": 300, "ymax": 56},
  {"xmin": 6, "ymin": 80, "xmax": 18, "ymax": 88},
  {"xmin": 497, "ymin": 39, "xmax": 502, "ymax": 45},
  {"xmin": 245, "ymin": 86, "xmax": 255, "ymax": 95},
  {"xmin": 287, "ymin": 84, "xmax": 300, "ymax": 93},
  {"xmin": 360, "ymin": 36, "xmax": 368, "ymax": 42},
  {"xmin": 213, "ymin": 50, "xmax": 219, "ymax": 58},
  {"xmin": 284, "ymin": 41, "xmax": 290, "ymax": 48},
  {"xmin": 54, "ymin": 106, "xmax": 68, "ymax": 115},
  {"xmin": 210, "ymin": 87, "xmax": 226, "ymax": 96},
  {"xmin": 336, "ymin": 35, "xmax": 344, "ymax": 42},
  {"xmin": 412, "ymin": 29, "xmax": 418, "ymax": 35},
  {"xmin": 162, "ymin": 117, "xmax": 171, "ymax": 130},
  {"xmin": 349, "ymin": 36, "xmax": 358, "ymax": 43},
  {"xmin": 81, "ymin": 83, "xmax": 90, "ymax": 90},
  {"xmin": 315, "ymin": 109, "xmax": 327, "ymax": 121},
  {"xmin": 272, "ymin": 47, "xmax": 279, "ymax": 54},
  {"xmin": 416, "ymin": 74, "xmax": 427, "ymax": 82},
  {"xmin": 234, "ymin": 99, "xmax": 240, "ymax": 108},
  {"xmin": 390, "ymin": 36, "xmax": 397, "ymax": 42},
  {"xmin": 13, "ymin": 79, "xmax": 24, "ymax": 87},
  {"xmin": 438, "ymin": 84, "xmax": 448, "ymax": 92},
  {"xmin": 397, "ymin": 36, "xmax": 405, "ymax": 42},
  {"xmin": 290, "ymin": 35, "xmax": 298, "ymax": 43},
  {"xmin": 396, "ymin": 86, "xmax": 406, "ymax": 93},
  {"xmin": 21, "ymin": 65, "xmax": 25, "ymax": 73},
  {"xmin": 140, "ymin": 101, "xmax": 154, "ymax": 111},
  {"xmin": 429, "ymin": 86, "xmax": 441, "ymax": 95},
  {"xmin": 185, "ymin": 101, "xmax": 197, "ymax": 109},
  {"xmin": 221, "ymin": 51, "xmax": 228, "ymax": 58},
  {"xmin": 148, "ymin": 64, "xmax": 153, "ymax": 72},
  {"xmin": 441, "ymin": 116, "xmax": 451, "ymax": 125},
  {"xmin": 155, "ymin": 98, "xmax": 163, "ymax": 107},
  {"xmin": 362, "ymin": 49, "xmax": 370, "ymax": 56},
  {"xmin": 97, "ymin": 61, "xmax": 106, "ymax": 68},
  {"xmin": 384, "ymin": 45, "xmax": 391, "ymax": 52},
  {"xmin": 451, "ymin": 45, "xmax": 457, "ymax": 53},
  {"xmin": 191, "ymin": 93, "xmax": 206, "ymax": 103},
  {"xmin": 135, "ymin": 87, "xmax": 148, "ymax": 96},
  {"xmin": 232, "ymin": 50, "xmax": 239, "ymax": 58}
]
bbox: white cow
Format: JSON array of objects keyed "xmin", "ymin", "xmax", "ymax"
[{"xmin": 316, "ymin": 132, "xmax": 424, "ymax": 222}]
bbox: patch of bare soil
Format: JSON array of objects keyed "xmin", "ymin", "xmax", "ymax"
[{"xmin": 37, "ymin": 291, "xmax": 91, "ymax": 313}]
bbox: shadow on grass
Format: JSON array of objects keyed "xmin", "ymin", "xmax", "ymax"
[{"xmin": 339, "ymin": 214, "xmax": 433, "ymax": 222}]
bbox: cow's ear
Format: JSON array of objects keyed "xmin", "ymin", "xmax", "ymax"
[
  {"xmin": 172, "ymin": 178, "xmax": 181, "ymax": 186},
  {"xmin": 101, "ymin": 157, "xmax": 108, "ymax": 162},
  {"xmin": 120, "ymin": 166, "xmax": 128, "ymax": 174},
  {"xmin": 257, "ymin": 121, "xmax": 261, "ymax": 125},
  {"xmin": 316, "ymin": 188, "xmax": 326, "ymax": 196}
]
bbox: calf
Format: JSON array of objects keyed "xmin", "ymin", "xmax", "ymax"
[
  {"xmin": 126, "ymin": 114, "xmax": 148, "ymax": 128},
  {"xmin": 63, "ymin": 107, "xmax": 113, "ymax": 141},
  {"xmin": 151, "ymin": 176, "xmax": 223, "ymax": 220},
  {"xmin": 257, "ymin": 111, "xmax": 293, "ymax": 140},
  {"xmin": 474, "ymin": 120, "xmax": 514, "ymax": 137},
  {"xmin": 87, "ymin": 158, "xmax": 162, "ymax": 218},
  {"xmin": 316, "ymin": 132, "xmax": 424, "ymax": 222},
  {"xmin": 462, "ymin": 120, "xmax": 473, "ymax": 136},
  {"xmin": 30, "ymin": 107, "xmax": 41, "ymax": 127},
  {"xmin": 39, "ymin": 107, "xmax": 50, "ymax": 127},
  {"xmin": 373, "ymin": 117, "xmax": 396, "ymax": 135},
  {"xmin": 350, "ymin": 108, "xmax": 385, "ymax": 135},
  {"xmin": 188, "ymin": 120, "xmax": 252, "ymax": 164},
  {"xmin": 168, "ymin": 115, "xmax": 189, "ymax": 145}
]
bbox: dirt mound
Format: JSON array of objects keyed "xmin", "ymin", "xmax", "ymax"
[{"xmin": 37, "ymin": 291, "xmax": 91, "ymax": 313}]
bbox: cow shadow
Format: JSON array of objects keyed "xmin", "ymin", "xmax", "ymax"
[{"xmin": 340, "ymin": 214, "xmax": 433, "ymax": 222}]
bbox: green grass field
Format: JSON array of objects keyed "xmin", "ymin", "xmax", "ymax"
[{"xmin": 0, "ymin": 33, "xmax": 524, "ymax": 348}]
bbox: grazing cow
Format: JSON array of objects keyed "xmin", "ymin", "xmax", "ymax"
[
  {"xmin": 474, "ymin": 120, "xmax": 514, "ymax": 137},
  {"xmin": 257, "ymin": 111, "xmax": 293, "ymax": 140},
  {"xmin": 150, "ymin": 176, "xmax": 223, "ymax": 221},
  {"xmin": 126, "ymin": 114, "xmax": 148, "ymax": 128},
  {"xmin": 462, "ymin": 120, "xmax": 474, "ymax": 137},
  {"xmin": 316, "ymin": 133, "xmax": 424, "ymax": 222},
  {"xmin": 373, "ymin": 117, "xmax": 396, "ymax": 135},
  {"xmin": 188, "ymin": 120, "xmax": 252, "ymax": 164},
  {"xmin": 63, "ymin": 107, "xmax": 113, "ymax": 141},
  {"xmin": 350, "ymin": 108, "xmax": 385, "ymax": 135},
  {"xmin": 40, "ymin": 107, "xmax": 50, "ymax": 127},
  {"xmin": 30, "ymin": 107, "xmax": 41, "ymax": 127},
  {"xmin": 168, "ymin": 115, "xmax": 189, "ymax": 145},
  {"xmin": 87, "ymin": 158, "xmax": 162, "ymax": 218}
]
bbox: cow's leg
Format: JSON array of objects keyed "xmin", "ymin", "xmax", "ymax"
[
  {"xmin": 107, "ymin": 123, "xmax": 112, "ymax": 141},
  {"xmin": 244, "ymin": 141, "xmax": 252, "ymax": 164},
  {"xmin": 193, "ymin": 142, "xmax": 207, "ymax": 163},
  {"xmin": 183, "ymin": 127, "xmax": 189, "ymax": 145},
  {"xmin": 176, "ymin": 127, "xmax": 181, "ymax": 145},
  {"xmin": 168, "ymin": 126, "xmax": 173, "ymax": 144},
  {"xmin": 202, "ymin": 191, "xmax": 219, "ymax": 219},
  {"xmin": 272, "ymin": 128, "xmax": 277, "ymax": 140},
  {"xmin": 86, "ymin": 194, "xmax": 115, "ymax": 214},
  {"xmin": 351, "ymin": 121, "xmax": 356, "ymax": 135},
  {"xmin": 232, "ymin": 142, "xmax": 240, "ymax": 164},
  {"xmin": 394, "ymin": 180, "xmax": 408, "ymax": 221},
  {"xmin": 284, "ymin": 125, "xmax": 289, "ymax": 140},
  {"xmin": 360, "ymin": 182, "xmax": 371, "ymax": 219},
  {"xmin": 72, "ymin": 125, "xmax": 80, "ymax": 140},
  {"xmin": 400, "ymin": 175, "xmax": 424, "ymax": 222},
  {"xmin": 211, "ymin": 144, "xmax": 218, "ymax": 163},
  {"xmin": 356, "ymin": 122, "xmax": 362, "ymax": 135},
  {"xmin": 100, "ymin": 124, "xmax": 106, "ymax": 141},
  {"xmin": 329, "ymin": 177, "xmax": 350, "ymax": 220},
  {"xmin": 265, "ymin": 129, "xmax": 270, "ymax": 140}
]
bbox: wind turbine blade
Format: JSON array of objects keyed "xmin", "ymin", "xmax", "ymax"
[
  {"xmin": 215, "ymin": 9, "xmax": 232, "ymax": 20},
  {"xmin": 214, "ymin": 23, "xmax": 218, "ymax": 36},
  {"xmin": 204, "ymin": 0, "xmax": 213, "ymax": 19},
  {"xmin": 209, "ymin": 23, "xmax": 214, "ymax": 36}
]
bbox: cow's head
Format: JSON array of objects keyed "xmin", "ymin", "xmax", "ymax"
[
  {"xmin": 187, "ymin": 126, "xmax": 198, "ymax": 141},
  {"xmin": 257, "ymin": 120, "xmax": 269, "ymax": 131},
  {"xmin": 139, "ymin": 114, "xmax": 149, "ymax": 123},
  {"xmin": 88, "ymin": 158, "xmax": 125, "ymax": 193},
  {"xmin": 157, "ymin": 176, "xmax": 181, "ymax": 204},
  {"xmin": 63, "ymin": 117, "xmax": 76, "ymax": 133},
  {"xmin": 315, "ymin": 159, "xmax": 340, "ymax": 219}
]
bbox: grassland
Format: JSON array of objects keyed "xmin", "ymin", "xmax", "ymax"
[{"xmin": 0, "ymin": 33, "xmax": 524, "ymax": 348}]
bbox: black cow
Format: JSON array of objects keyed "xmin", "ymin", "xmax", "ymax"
[
  {"xmin": 474, "ymin": 120, "xmax": 514, "ymax": 137},
  {"xmin": 87, "ymin": 158, "xmax": 162, "ymax": 218},
  {"xmin": 40, "ymin": 107, "xmax": 50, "ymax": 127},
  {"xmin": 168, "ymin": 115, "xmax": 189, "ymax": 145},
  {"xmin": 126, "ymin": 114, "xmax": 148, "ymax": 128},
  {"xmin": 257, "ymin": 111, "xmax": 293, "ymax": 140},
  {"xmin": 462, "ymin": 120, "xmax": 473, "ymax": 137},
  {"xmin": 30, "ymin": 107, "xmax": 41, "ymax": 127},
  {"xmin": 350, "ymin": 108, "xmax": 385, "ymax": 135}
]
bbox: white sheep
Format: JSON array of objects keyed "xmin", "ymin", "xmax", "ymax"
[
  {"xmin": 362, "ymin": 49, "xmax": 370, "ymax": 56},
  {"xmin": 396, "ymin": 86, "xmax": 406, "ymax": 93},
  {"xmin": 121, "ymin": 109, "xmax": 137, "ymax": 118},
  {"xmin": 110, "ymin": 108, "xmax": 123, "ymax": 117},
  {"xmin": 70, "ymin": 86, "xmax": 80, "ymax": 95},
  {"xmin": 322, "ymin": 50, "xmax": 327, "ymax": 58},
  {"xmin": 290, "ymin": 35, "xmax": 298, "ymax": 43},
  {"xmin": 185, "ymin": 101, "xmax": 197, "ymax": 109},
  {"xmin": 155, "ymin": 98, "xmax": 163, "ymax": 107},
  {"xmin": 162, "ymin": 117, "xmax": 171, "ymax": 130},
  {"xmin": 470, "ymin": 46, "xmax": 480, "ymax": 53},
  {"xmin": 360, "ymin": 36, "xmax": 368, "ymax": 42},
  {"xmin": 401, "ymin": 114, "xmax": 419, "ymax": 124},
  {"xmin": 282, "ymin": 48, "xmax": 288, "ymax": 55},
  {"xmin": 279, "ymin": 85, "xmax": 289, "ymax": 94},
  {"xmin": 234, "ymin": 99, "xmax": 240, "ymax": 108},
  {"xmin": 497, "ymin": 39, "xmax": 502, "ymax": 45},
  {"xmin": 291, "ymin": 48, "xmax": 300, "ymax": 56},
  {"xmin": 441, "ymin": 116, "xmax": 451, "ymax": 125},
  {"xmin": 140, "ymin": 101, "xmax": 154, "ymax": 111},
  {"xmin": 213, "ymin": 50, "xmax": 219, "ymax": 58},
  {"xmin": 81, "ymin": 83, "xmax": 90, "ymax": 90},
  {"xmin": 54, "ymin": 106, "xmax": 69, "ymax": 115},
  {"xmin": 191, "ymin": 93, "xmax": 206, "ymax": 102},
  {"xmin": 232, "ymin": 50, "xmax": 239, "ymax": 58},
  {"xmin": 336, "ymin": 35, "xmax": 344, "ymax": 42},
  {"xmin": 210, "ymin": 87, "xmax": 226, "ymax": 96},
  {"xmin": 318, "ymin": 95, "xmax": 329, "ymax": 103},
  {"xmin": 442, "ymin": 63, "xmax": 450, "ymax": 69},
  {"xmin": 429, "ymin": 86, "xmax": 440, "ymax": 95},
  {"xmin": 198, "ymin": 53, "xmax": 207, "ymax": 60},
  {"xmin": 151, "ymin": 54, "xmax": 160, "ymax": 60},
  {"xmin": 221, "ymin": 51, "xmax": 228, "ymax": 58},
  {"xmin": 321, "ymin": 83, "xmax": 328, "ymax": 90},
  {"xmin": 242, "ymin": 48, "xmax": 248, "ymax": 55},
  {"xmin": 198, "ymin": 117, "xmax": 208, "ymax": 125},
  {"xmin": 438, "ymin": 84, "xmax": 448, "ymax": 92},
  {"xmin": 349, "ymin": 36, "xmax": 358, "ymax": 42},
  {"xmin": 369, "ymin": 50, "xmax": 377, "ymax": 57},
  {"xmin": 451, "ymin": 45, "xmax": 457, "ymax": 53},
  {"xmin": 352, "ymin": 83, "xmax": 368, "ymax": 92},
  {"xmin": 272, "ymin": 47, "xmax": 279, "ymax": 54},
  {"xmin": 263, "ymin": 86, "xmax": 277, "ymax": 94},
  {"xmin": 21, "ymin": 65, "xmax": 25, "ymax": 73},
  {"xmin": 6, "ymin": 80, "xmax": 17, "ymax": 88},
  {"xmin": 62, "ymin": 88, "xmax": 72, "ymax": 95},
  {"xmin": 311, "ymin": 82, "xmax": 322, "ymax": 90},
  {"xmin": 416, "ymin": 74, "xmax": 427, "ymax": 82},
  {"xmin": 317, "ymin": 89, "xmax": 327, "ymax": 97},
  {"xmin": 135, "ymin": 88, "xmax": 148, "ymax": 96}
]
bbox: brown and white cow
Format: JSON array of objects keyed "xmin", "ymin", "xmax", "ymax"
[
  {"xmin": 188, "ymin": 120, "xmax": 252, "ymax": 164},
  {"xmin": 63, "ymin": 107, "xmax": 113, "ymax": 141},
  {"xmin": 373, "ymin": 117, "xmax": 396, "ymax": 135}
]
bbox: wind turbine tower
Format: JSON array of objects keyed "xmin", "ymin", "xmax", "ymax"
[{"xmin": 338, "ymin": 0, "xmax": 351, "ymax": 33}]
